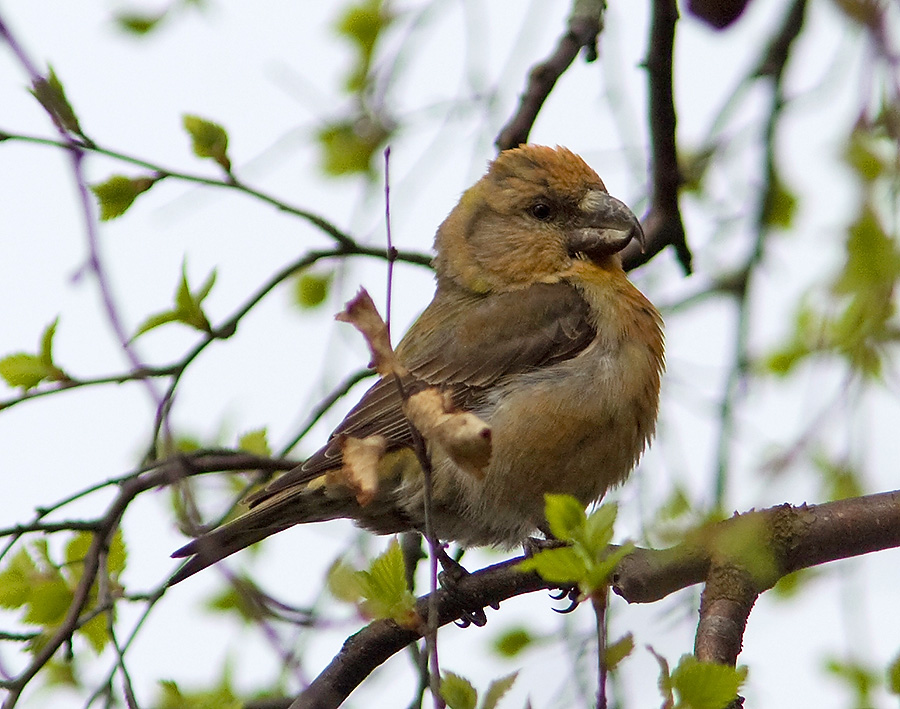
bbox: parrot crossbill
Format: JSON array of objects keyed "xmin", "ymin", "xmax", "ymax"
[{"xmin": 170, "ymin": 145, "xmax": 664, "ymax": 584}]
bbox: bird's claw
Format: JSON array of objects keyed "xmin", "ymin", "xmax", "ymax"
[
  {"xmin": 433, "ymin": 545, "xmax": 492, "ymax": 627},
  {"xmin": 454, "ymin": 607, "xmax": 488, "ymax": 628},
  {"xmin": 550, "ymin": 585, "xmax": 581, "ymax": 614}
]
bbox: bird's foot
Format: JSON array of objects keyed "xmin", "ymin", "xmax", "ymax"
[
  {"xmin": 550, "ymin": 585, "xmax": 582, "ymax": 614},
  {"xmin": 522, "ymin": 535, "xmax": 569, "ymax": 557},
  {"xmin": 432, "ymin": 544, "xmax": 493, "ymax": 627},
  {"xmin": 522, "ymin": 537, "xmax": 582, "ymax": 612}
]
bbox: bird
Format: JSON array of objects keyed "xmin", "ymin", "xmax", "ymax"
[{"xmin": 169, "ymin": 145, "xmax": 664, "ymax": 584}]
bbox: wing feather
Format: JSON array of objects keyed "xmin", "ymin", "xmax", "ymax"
[{"xmin": 253, "ymin": 281, "xmax": 595, "ymax": 503}]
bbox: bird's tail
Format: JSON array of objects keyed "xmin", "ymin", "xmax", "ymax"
[{"xmin": 168, "ymin": 483, "xmax": 343, "ymax": 585}]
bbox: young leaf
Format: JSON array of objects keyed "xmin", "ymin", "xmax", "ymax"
[
  {"xmin": 238, "ymin": 428, "xmax": 270, "ymax": 456},
  {"xmin": 440, "ymin": 672, "xmax": 478, "ymax": 709},
  {"xmin": 648, "ymin": 646, "xmax": 674, "ymax": 709},
  {"xmin": 544, "ymin": 493, "xmax": 587, "ymax": 541},
  {"xmin": 493, "ymin": 627, "xmax": 535, "ymax": 658},
  {"xmin": 518, "ymin": 546, "xmax": 586, "ymax": 585},
  {"xmin": 605, "ymin": 633, "xmax": 635, "ymax": 671},
  {"xmin": 30, "ymin": 67, "xmax": 86, "ymax": 138},
  {"xmin": 326, "ymin": 558, "xmax": 364, "ymax": 603},
  {"xmin": 115, "ymin": 11, "xmax": 166, "ymax": 35},
  {"xmin": 91, "ymin": 175, "xmax": 155, "ymax": 221},
  {"xmin": 0, "ymin": 353, "xmax": 53, "ymax": 389},
  {"xmin": 294, "ymin": 270, "xmax": 333, "ymax": 309},
  {"xmin": 671, "ymin": 655, "xmax": 747, "ymax": 709},
  {"xmin": 183, "ymin": 115, "xmax": 231, "ymax": 171},
  {"xmin": 133, "ymin": 262, "xmax": 216, "ymax": 338},
  {"xmin": 481, "ymin": 672, "xmax": 518, "ymax": 709},
  {"xmin": 888, "ymin": 653, "xmax": 900, "ymax": 695},
  {"xmin": 0, "ymin": 548, "xmax": 38, "ymax": 609},
  {"xmin": 79, "ymin": 613, "xmax": 110, "ymax": 654},
  {"xmin": 354, "ymin": 540, "xmax": 417, "ymax": 624},
  {"xmin": 317, "ymin": 118, "xmax": 390, "ymax": 176},
  {"xmin": 761, "ymin": 172, "xmax": 798, "ymax": 230}
]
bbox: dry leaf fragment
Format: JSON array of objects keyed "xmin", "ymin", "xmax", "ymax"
[
  {"xmin": 329, "ymin": 434, "xmax": 388, "ymax": 506},
  {"xmin": 405, "ymin": 388, "xmax": 492, "ymax": 478},
  {"xmin": 335, "ymin": 288, "xmax": 407, "ymax": 378}
]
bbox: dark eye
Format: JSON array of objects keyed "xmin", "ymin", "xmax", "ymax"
[{"xmin": 529, "ymin": 203, "xmax": 554, "ymax": 221}]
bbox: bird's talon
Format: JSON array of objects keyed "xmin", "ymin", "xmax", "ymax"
[{"xmin": 550, "ymin": 585, "xmax": 581, "ymax": 613}]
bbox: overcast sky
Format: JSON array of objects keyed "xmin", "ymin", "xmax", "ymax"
[{"xmin": 2, "ymin": 1, "xmax": 899, "ymax": 707}]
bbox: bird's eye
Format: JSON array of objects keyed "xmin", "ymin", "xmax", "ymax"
[{"xmin": 529, "ymin": 203, "xmax": 554, "ymax": 221}]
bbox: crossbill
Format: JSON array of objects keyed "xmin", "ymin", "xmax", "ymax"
[{"xmin": 170, "ymin": 145, "xmax": 664, "ymax": 583}]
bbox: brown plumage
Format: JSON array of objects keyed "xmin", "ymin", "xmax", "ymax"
[{"xmin": 170, "ymin": 145, "xmax": 664, "ymax": 584}]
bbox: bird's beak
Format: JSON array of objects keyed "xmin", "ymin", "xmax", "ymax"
[{"xmin": 567, "ymin": 191, "xmax": 645, "ymax": 261}]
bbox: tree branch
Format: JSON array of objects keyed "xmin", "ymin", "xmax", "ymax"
[
  {"xmin": 289, "ymin": 490, "xmax": 900, "ymax": 708},
  {"xmin": 622, "ymin": 0, "xmax": 691, "ymax": 273},
  {"xmin": 495, "ymin": 0, "xmax": 605, "ymax": 151}
]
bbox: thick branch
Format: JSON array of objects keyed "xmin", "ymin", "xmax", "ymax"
[
  {"xmin": 495, "ymin": 0, "xmax": 605, "ymax": 151},
  {"xmin": 694, "ymin": 564, "xmax": 758, "ymax": 666},
  {"xmin": 291, "ymin": 490, "xmax": 900, "ymax": 708}
]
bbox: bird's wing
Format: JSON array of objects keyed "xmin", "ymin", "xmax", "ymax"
[{"xmin": 255, "ymin": 281, "xmax": 595, "ymax": 499}]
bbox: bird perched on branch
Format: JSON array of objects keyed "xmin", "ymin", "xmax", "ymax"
[{"xmin": 170, "ymin": 145, "xmax": 664, "ymax": 584}]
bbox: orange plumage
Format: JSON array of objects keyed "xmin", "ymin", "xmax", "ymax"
[{"xmin": 170, "ymin": 145, "xmax": 664, "ymax": 584}]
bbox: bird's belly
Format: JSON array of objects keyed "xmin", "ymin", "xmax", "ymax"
[{"xmin": 434, "ymin": 343, "xmax": 657, "ymax": 546}]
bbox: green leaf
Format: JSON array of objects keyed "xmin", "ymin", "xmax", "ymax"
[
  {"xmin": 762, "ymin": 172, "xmax": 798, "ymax": 230},
  {"xmin": 238, "ymin": 428, "xmax": 270, "ymax": 456},
  {"xmin": 493, "ymin": 627, "xmax": 535, "ymax": 658},
  {"xmin": 106, "ymin": 529, "xmax": 128, "ymax": 580},
  {"xmin": 355, "ymin": 539, "xmax": 416, "ymax": 623},
  {"xmin": 155, "ymin": 677, "xmax": 242, "ymax": 709},
  {"xmin": 30, "ymin": 67, "xmax": 85, "ymax": 138},
  {"xmin": 0, "ymin": 548, "xmax": 38, "ymax": 609},
  {"xmin": 544, "ymin": 493, "xmax": 587, "ymax": 542},
  {"xmin": 824, "ymin": 657, "xmax": 877, "ymax": 708},
  {"xmin": 584, "ymin": 542, "xmax": 633, "ymax": 591},
  {"xmin": 671, "ymin": 655, "xmax": 747, "ymax": 709},
  {"xmin": 183, "ymin": 114, "xmax": 231, "ymax": 171},
  {"xmin": 679, "ymin": 146, "xmax": 716, "ymax": 194},
  {"xmin": 812, "ymin": 451, "xmax": 863, "ymax": 501},
  {"xmin": 888, "ymin": 653, "xmax": 900, "ymax": 695},
  {"xmin": 770, "ymin": 568, "xmax": 816, "ymax": 598},
  {"xmin": 91, "ymin": 174, "xmax": 155, "ymax": 220},
  {"xmin": 23, "ymin": 577, "xmax": 72, "ymax": 626},
  {"xmin": 0, "ymin": 353, "xmax": 53, "ymax": 389},
  {"xmin": 833, "ymin": 205, "xmax": 900, "ymax": 296},
  {"xmin": 39, "ymin": 317, "xmax": 58, "ymax": 367},
  {"xmin": 844, "ymin": 129, "xmax": 886, "ymax": 182},
  {"xmin": 294, "ymin": 270, "xmax": 333, "ymax": 309},
  {"xmin": 317, "ymin": 117, "xmax": 390, "ymax": 176},
  {"xmin": 205, "ymin": 579, "xmax": 264, "ymax": 623},
  {"xmin": 79, "ymin": 612, "xmax": 109, "ymax": 654},
  {"xmin": 326, "ymin": 558, "xmax": 364, "ymax": 603},
  {"xmin": 0, "ymin": 318, "xmax": 68, "ymax": 390},
  {"xmin": 440, "ymin": 672, "xmax": 478, "ymax": 709},
  {"xmin": 481, "ymin": 672, "xmax": 518, "ymax": 709},
  {"xmin": 648, "ymin": 646, "xmax": 674, "ymax": 708},
  {"xmin": 175, "ymin": 264, "xmax": 216, "ymax": 331},
  {"xmin": 605, "ymin": 633, "xmax": 635, "ymax": 671},
  {"xmin": 133, "ymin": 262, "xmax": 216, "ymax": 338},
  {"xmin": 335, "ymin": 0, "xmax": 392, "ymax": 93},
  {"xmin": 115, "ymin": 11, "xmax": 166, "ymax": 35},
  {"xmin": 518, "ymin": 546, "xmax": 586, "ymax": 585},
  {"xmin": 583, "ymin": 503, "xmax": 618, "ymax": 550}
]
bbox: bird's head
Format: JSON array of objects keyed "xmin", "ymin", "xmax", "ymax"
[{"xmin": 433, "ymin": 145, "xmax": 644, "ymax": 293}]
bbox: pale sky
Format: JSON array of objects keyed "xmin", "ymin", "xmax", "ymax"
[{"xmin": 1, "ymin": 1, "xmax": 899, "ymax": 707}]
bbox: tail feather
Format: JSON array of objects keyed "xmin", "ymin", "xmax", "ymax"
[{"xmin": 168, "ymin": 485, "xmax": 340, "ymax": 585}]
